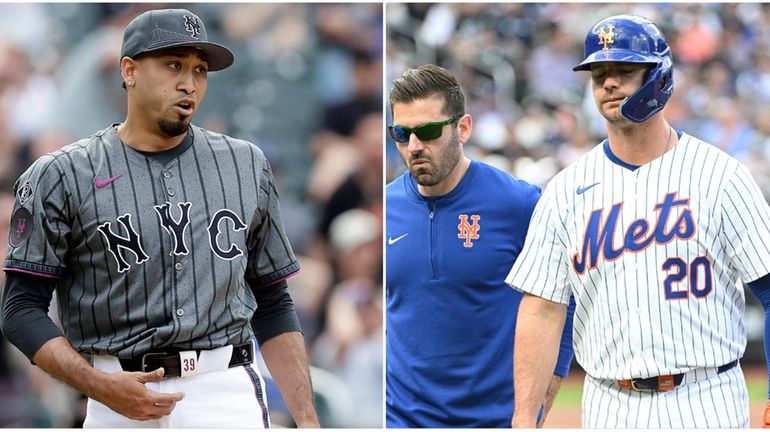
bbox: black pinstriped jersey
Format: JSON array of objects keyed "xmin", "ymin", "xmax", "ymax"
[{"xmin": 4, "ymin": 124, "xmax": 299, "ymax": 358}]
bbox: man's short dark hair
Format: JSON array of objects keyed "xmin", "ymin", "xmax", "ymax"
[{"xmin": 389, "ymin": 64, "xmax": 465, "ymax": 118}]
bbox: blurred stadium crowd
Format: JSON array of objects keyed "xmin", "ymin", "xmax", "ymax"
[
  {"xmin": 386, "ymin": 2, "xmax": 770, "ymax": 200},
  {"xmin": 0, "ymin": 3, "xmax": 382, "ymax": 428},
  {"xmin": 386, "ymin": 1, "xmax": 770, "ymax": 373}
]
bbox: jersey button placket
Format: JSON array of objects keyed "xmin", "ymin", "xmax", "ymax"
[
  {"xmin": 162, "ymin": 171, "xmax": 176, "ymax": 197},
  {"xmin": 174, "ymin": 262, "xmax": 185, "ymax": 318},
  {"xmin": 162, "ymin": 170, "xmax": 186, "ymax": 325}
]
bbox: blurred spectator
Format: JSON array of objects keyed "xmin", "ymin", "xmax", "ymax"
[
  {"xmin": 327, "ymin": 208, "xmax": 382, "ymax": 283},
  {"xmin": 698, "ymin": 97, "xmax": 757, "ymax": 160},
  {"xmin": 0, "ymin": 112, "xmax": 31, "ymax": 192},
  {"xmin": 526, "ymin": 21, "xmax": 583, "ymax": 106},
  {"xmin": 312, "ymin": 279, "xmax": 382, "ymax": 427},
  {"xmin": 317, "ymin": 112, "xmax": 383, "ymax": 241},
  {"xmin": 50, "ymin": 10, "xmax": 130, "ymax": 140},
  {"xmin": 321, "ymin": 49, "xmax": 382, "ymax": 137},
  {"xmin": 312, "ymin": 208, "xmax": 382, "ymax": 427}
]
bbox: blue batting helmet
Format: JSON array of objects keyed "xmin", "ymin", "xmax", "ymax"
[{"xmin": 573, "ymin": 14, "xmax": 673, "ymax": 123}]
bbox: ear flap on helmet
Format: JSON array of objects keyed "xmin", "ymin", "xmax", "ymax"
[{"xmin": 620, "ymin": 58, "xmax": 673, "ymax": 122}]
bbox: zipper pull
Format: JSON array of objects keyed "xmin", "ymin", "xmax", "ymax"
[{"xmin": 427, "ymin": 200, "xmax": 437, "ymax": 220}]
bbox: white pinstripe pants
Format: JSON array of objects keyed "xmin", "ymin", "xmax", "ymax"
[{"xmin": 582, "ymin": 364, "xmax": 749, "ymax": 428}]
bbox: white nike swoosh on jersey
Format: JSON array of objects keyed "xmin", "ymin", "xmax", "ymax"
[{"xmin": 388, "ymin": 233, "xmax": 408, "ymax": 245}]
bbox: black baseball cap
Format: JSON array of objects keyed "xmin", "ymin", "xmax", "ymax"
[{"xmin": 121, "ymin": 8, "xmax": 234, "ymax": 71}]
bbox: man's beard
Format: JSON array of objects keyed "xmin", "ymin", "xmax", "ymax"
[
  {"xmin": 158, "ymin": 119, "xmax": 190, "ymax": 137},
  {"xmin": 410, "ymin": 129, "xmax": 461, "ymax": 187}
]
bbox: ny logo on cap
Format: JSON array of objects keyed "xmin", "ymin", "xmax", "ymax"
[
  {"xmin": 184, "ymin": 15, "xmax": 201, "ymax": 39},
  {"xmin": 598, "ymin": 24, "xmax": 615, "ymax": 50}
]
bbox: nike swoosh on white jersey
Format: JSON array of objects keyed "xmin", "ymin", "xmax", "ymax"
[{"xmin": 388, "ymin": 233, "xmax": 408, "ymax": 245}]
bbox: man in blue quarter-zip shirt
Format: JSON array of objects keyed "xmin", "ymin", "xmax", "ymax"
[{"xmin": 385, "ymin": 64, "xmax": 576, "ymax": 428}]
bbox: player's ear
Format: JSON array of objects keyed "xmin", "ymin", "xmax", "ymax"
[
  {"xmin": 456, "ymin": 113, "xmax": 473, "ymax": 145},
  {"xmin": 120, "ymin": 56, "xmax": 137, "ymax": 88}
]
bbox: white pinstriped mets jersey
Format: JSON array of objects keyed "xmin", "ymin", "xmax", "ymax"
[{"xmin": 506, "ymin": 132, "xmax": 770, "ymax": 380}]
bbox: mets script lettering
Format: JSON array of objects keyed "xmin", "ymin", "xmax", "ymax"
[{"xmin": 573, "ymin": 192, "xmax": 695, "ymax": 274}]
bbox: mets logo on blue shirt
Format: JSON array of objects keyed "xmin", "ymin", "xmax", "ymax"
[{"xmin": 457, "ymin": 214, "xmax": 480, "ymax": 248}]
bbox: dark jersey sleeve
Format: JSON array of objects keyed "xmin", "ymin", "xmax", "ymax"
[
  {"xmin": 247, "ymin": 279, "xmax": 302, "ymax": 346},
  {"xmin": 1, "ymin": 272, "xmax": 62, "ymax": 360}
]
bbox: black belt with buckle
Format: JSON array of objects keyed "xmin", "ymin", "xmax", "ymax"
[
  {"xmin": 617, "ymin": 360, "xmax": 738, "ymax": 392},
  {"xmin": 118, "ymin": 341, "xmax": 253, "ymax": 377}
]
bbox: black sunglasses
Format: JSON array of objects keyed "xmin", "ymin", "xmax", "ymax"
[{"xmin": 388, "ymin": 115, "xmax": 461, "ymax": 144}]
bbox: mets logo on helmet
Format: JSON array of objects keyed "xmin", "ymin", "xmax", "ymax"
[
  {"xmin": 598, "ymin": 24, "xmax": 615, "ymax": 50},
  {"xmin": 184, "ymin": 15, "xmax": 201, "ymax": 39},
  {"xmin": 457, "ymin": 214, "xmax": 480, "ymax": 248}
]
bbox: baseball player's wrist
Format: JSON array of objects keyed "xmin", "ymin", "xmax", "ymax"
[
  {"xmin": 513, "ymin": 406, "xmax": 541, "ymax": 422},
  {"xmin": 31, "ymin": 337, "xmax": 107, "ymax": 402},
  {"xmin": 511, "ymin": 412, "xmax": 538, "ymax": 428},
  {"xmin": 76, "ymin": 364, "xmax": 111, "ymax": 401}
]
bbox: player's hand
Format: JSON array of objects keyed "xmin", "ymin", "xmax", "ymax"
[
  {"xmin": 92, "ymin": 367, "xmax": 185, "ymax": 421},
  {"xmin": 763, "ymin": 401, "xmax": 770, "ymax": 428}
]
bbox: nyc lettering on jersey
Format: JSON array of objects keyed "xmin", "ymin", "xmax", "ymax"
[
  {"xmin": 97, "ymin": 202, "xmax": 247, "ymax": 273},
  {"xmin": 573, "ymin": 192, "xmax": 695, "ymax": 274}
]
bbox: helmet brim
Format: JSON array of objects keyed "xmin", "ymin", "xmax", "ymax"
[{"xmin": 573, "ymin": 49, "xmax": 661, "ymax": 71}]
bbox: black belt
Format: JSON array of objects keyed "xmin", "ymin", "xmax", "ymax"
[
  {"xmin": 617, "ymin": 360, "xmax": 738, "ymax": 392},
  {"xmin": 118, "ymin": 341, "xmax": 253, "ymax": 378}
]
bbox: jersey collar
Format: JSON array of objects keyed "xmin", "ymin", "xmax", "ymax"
[
  {"xmin": 603, "ymin": 139, "xmax": 640, "ymax": 171},
  {"xmin": 405, "ymin": 159, "xmax": 479, "ymax": 203},
  {"xmin": 603, "ymin": 130, "xmax": 682, "ymax": 172}
]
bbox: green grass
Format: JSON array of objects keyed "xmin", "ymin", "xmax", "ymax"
[
  {"xmin": 748, "ymin": 379, "xmax": 767, "ymax": 402},
  {"xmin": 552, "ymin": 377, "xmax": 583, "ymax": 407}
]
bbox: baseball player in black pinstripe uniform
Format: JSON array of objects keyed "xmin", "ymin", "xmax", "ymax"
[{"xmin": 1, "ymin": 9, "xmax": 319, "ymax": 428}]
